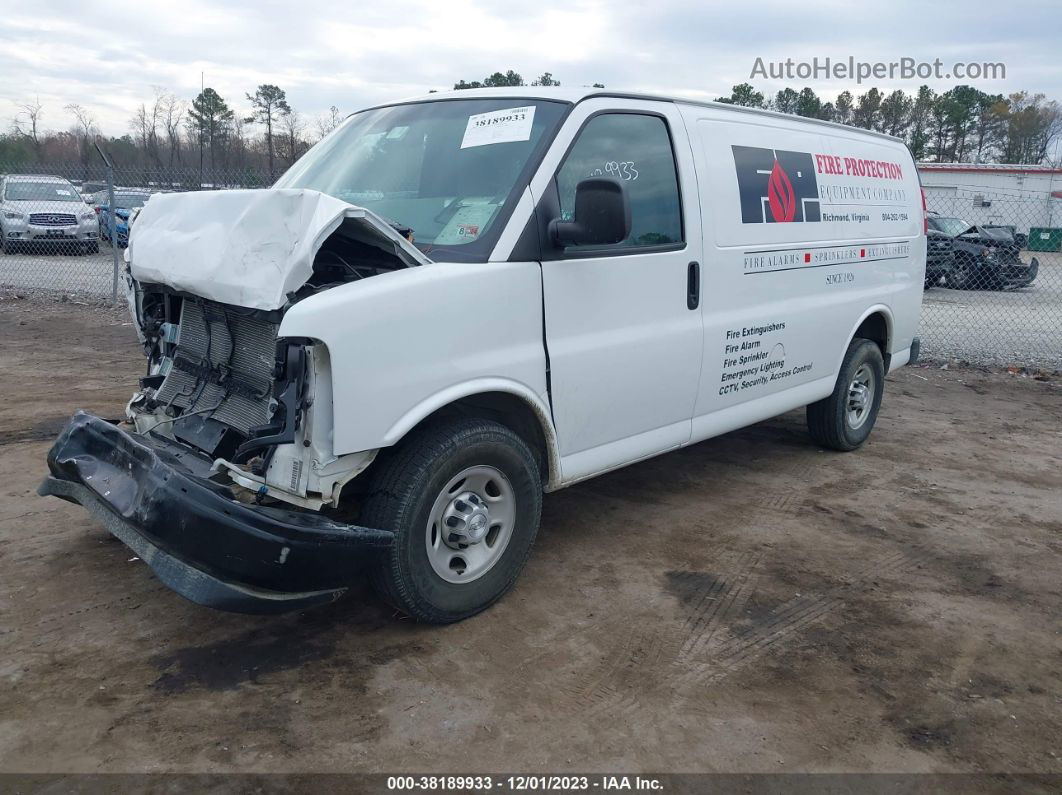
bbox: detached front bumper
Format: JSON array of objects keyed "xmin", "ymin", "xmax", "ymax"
[
  {"xmin": 998, "ymin": 256, "xmax": 1039, "ymax": 287},
  {"xmin": 39, "ymin": 411, "xmax": 393, "ymax": 614}
]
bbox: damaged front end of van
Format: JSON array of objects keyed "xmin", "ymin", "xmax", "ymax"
[{"xmin": 38, "ymin": 188, "xmax": 430, "ymax": 613}]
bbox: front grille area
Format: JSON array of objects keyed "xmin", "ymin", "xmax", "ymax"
[
  {"xmin": 29, "ymin": 213, "xmax": 77, "ymax": 226},
  {"xmin": 995, "ymin": 246, "xmax": 1020, "ymax": 264},
  {"xmin": 154, "ymin": 299, "xmax": 278, "ymax": 436}
]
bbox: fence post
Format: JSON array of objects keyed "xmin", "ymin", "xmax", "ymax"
[
  {"xmin": 107, "ymin": 164, "xmax": 120, "ymax": 302},
  {"xmin": 94, "ymin": 142, "xmax": 121, "ymax": 303}
]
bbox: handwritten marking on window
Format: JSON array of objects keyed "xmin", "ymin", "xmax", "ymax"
[{"xmin": 588, "ymin": 160, "xmax": 639, "ymax": 181}]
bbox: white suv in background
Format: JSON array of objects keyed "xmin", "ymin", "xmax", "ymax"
[{"xmin": 0, "ymin": 174, "xmax": 100, "ymax": 255}]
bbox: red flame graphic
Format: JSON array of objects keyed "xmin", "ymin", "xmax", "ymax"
[{"xmin": 767, "ymin": 159, "xmax": 796, "ymax": 222}]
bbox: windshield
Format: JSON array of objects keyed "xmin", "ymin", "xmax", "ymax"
[
  {"xmin": 5, "ymin": 181, "xmax": 82, "ymax": 202},
  {"xmin": 928, "ymin": 216, "xmax": 971, "ymax": 237},
  {"xmin": 275, "ymin": 98, "xmax": 569, "ymax": 260},
  {"xmin": 114, "ymin": 193, "xmax": 149, "ymax": 209}
]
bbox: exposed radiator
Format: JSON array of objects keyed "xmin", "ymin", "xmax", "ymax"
[{"xmin": 155, "ymin": 299, "xmax": 278, "ymax": 436}]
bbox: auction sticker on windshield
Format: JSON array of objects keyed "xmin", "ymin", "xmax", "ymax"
[{"xmin": 460, "ymin": 106, "xmax": 535, "ymax": 149}]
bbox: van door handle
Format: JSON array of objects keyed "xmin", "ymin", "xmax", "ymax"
[{"xmin": 687, "ymin": 261, "xmax": 700, "ymax": 310}]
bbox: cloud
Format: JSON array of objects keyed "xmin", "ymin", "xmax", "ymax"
[{"xmin": 1, "ymin": 0, "xmax": 1058, "ymax": 135}]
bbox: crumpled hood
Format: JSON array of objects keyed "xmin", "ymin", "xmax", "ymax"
[{"xmin": 128, "ymin": 188, "xmax": 431, "ymax": 311}]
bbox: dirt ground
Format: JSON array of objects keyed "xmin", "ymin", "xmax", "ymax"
[{"xmin": 1, "ymin": 299, "xmax": 1060, "ymax": 777}]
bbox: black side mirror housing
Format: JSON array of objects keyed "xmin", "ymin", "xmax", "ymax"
[{"xmin": 549, "ymin": 177, "xmax": 631, "ymax": 248}]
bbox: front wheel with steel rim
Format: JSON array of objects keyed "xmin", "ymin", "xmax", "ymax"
[
  {"xmin": 425, "ymin": 465, "xmax": 516, "ymax": 584},
  {"xmin": 361, "ymin": 418, "xmax": 542, "ymax": 623},
  {"xmin": 807, "ymin": 338, "xmax": 886, "ymax": 451}
]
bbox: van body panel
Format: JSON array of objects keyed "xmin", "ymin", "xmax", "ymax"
[
  {"xmin": 530, "ymin": 99, "xmax": 705, "ymax": 477},
  {"xmin": 677, "ymin": 103, "xmax": 922, "ymax": 424},
  {"xmin": 278, "ymin": 260, "xmax": 548, "ymax": 457},
  {"xmin": 48, "ymin": 88, "xmax": 929, "ymax": 615}
]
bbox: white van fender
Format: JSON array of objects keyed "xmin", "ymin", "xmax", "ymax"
[
  {"xmin": 843, "ymin": 303, "xmax": 897, "ymax": 369},
  {"xmin": 277, "ymin": 260, "xmax": 555, "ymax": 482},
  {"xmin": 381, "ymin": 377, "xmax": 563, "ymax": 490}
]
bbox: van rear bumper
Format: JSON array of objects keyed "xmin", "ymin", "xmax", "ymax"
[{"xmin": 38, "ymin": 411, "xmax": 393, "ymax": 614}]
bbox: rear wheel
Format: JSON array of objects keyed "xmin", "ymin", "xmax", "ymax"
[
  {"xmin": 807, "ymin": 338, "xmax": 885, "ymax": 451},
  {"xmin": 949, "ymin": 255, "xmax": 976, "ymax": 290},
  {"xmin": 361, "ymin": 417, "xmax": 542, "ymax": 623}
]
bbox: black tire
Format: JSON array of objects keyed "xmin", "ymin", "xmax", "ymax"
[
  {"xmin": 361, "ymin": 417, "xmax": 543, "ymax": 623},
  {"xmin": 806, "ymin": 338, "xmax": 885, "ymax": 451},
  {"xmin": 948, "ymin": 255, "xmax": 975, "ymax": 290}
]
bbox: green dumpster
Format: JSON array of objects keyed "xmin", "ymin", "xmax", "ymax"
[{"xmin": 1028, "ymin": 227, "xmax": 1062, "ymax": 252}]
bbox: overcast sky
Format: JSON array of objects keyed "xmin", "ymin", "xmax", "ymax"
[{"xmin": 2, "ymin": 0, "xmax": 1060, "ymax": 136}]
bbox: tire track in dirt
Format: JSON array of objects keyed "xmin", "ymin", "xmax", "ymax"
[
  {"xmin": 561, "ymin": 625, "xmax": 674, "ymax": 718},
  {"xmin": 674, "ymin": 546, "xmax": 935, "ymax": 691},
  {"xmin": 677, "ymin": 550, "xmax": 762, "ymax": 661},
  {"xmin": 560, "ymin": 550, "xmax": 762, "ymax": 718},
  {"xmin": 563, "ymin": 544, "xmax": 934, "ymax": 717}
]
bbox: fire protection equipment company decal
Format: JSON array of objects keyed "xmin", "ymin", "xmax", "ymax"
[{"xmin": 732, "ymin": 145, "xmax": 908, "ymax": 224}]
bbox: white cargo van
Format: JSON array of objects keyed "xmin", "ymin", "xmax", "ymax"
[{"xmin": 40, "ymin": 88, "xmax": 924, "ymax": 622}]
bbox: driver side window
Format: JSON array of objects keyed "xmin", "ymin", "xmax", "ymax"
[{"xmin": 555, "ymin": 113, "xmax": 683, "ymax": 252}]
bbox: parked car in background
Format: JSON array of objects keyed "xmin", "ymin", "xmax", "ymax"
[
  {"xmin": 928, "ymin": 216, "xmax": 1038, "ymax": 290},
  {"xmin": 82, "ymin": 189, "xmax": 106, "ymax": 210},
  {"xmin": 98, "ymin": 191, "xmax": 152, "ymax": 248},
  {"xmin": 0, "ymin": 174, "xmax": 100, "ymax": 254},
  {"xmin": 79, "ymin": 181, "xmax": 109, "ymax": 198},
  {"xmin": 982, "ymin": 224, "xmax": 1028, "ymax": 249},
  {"xmin": 924, "ymin": 226, "xmax": 954, "ymax": 288}
]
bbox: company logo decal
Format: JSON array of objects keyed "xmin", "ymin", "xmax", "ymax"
[
  {"xmin": 733, "ymin": 146, "xmax": 907, "ymax": 225},
  {"xmin": 767, "ymin": 160, "xmax": 796, "ymax": 222},
  {"xmin": 733, "ymin": 146, "xmax": 821, "ymax": 224}
]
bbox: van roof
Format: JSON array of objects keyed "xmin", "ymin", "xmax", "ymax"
[{"xmin": 374, "ymin": 87, "xmax": 906, "ymax": 144}]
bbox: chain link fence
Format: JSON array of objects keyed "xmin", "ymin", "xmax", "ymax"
[
  {"xmin": 1, "ymin": 159, "xmax": 1060, "ymax": 370},
  {"xmin": 0, "ymin": 160, "xmax": 274, "ymax": 302},
  {"xmin": 921, "ymin": 187, "xmax": 1061, "ymax": 371}
]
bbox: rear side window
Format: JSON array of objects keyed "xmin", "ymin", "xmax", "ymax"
[{"xmin": 556, "ymin": 113, "xmax": 683, "ymax": 251}]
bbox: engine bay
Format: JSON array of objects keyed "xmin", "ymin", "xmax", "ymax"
[{"xmin": 126, "ymin": 221, "xmax": 407, "ymax": 508}]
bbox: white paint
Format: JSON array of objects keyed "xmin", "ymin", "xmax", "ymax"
[
  {"xmin": 128, "ymin": 188, "xmax": 429, "ymax": 311},
  {"xmin": 279, "ymin": 261, "xmax": 549, "ymax": 458},
  {"xmin": 131, "ymin": 90, "xmax": 924, "ymax": 495}
]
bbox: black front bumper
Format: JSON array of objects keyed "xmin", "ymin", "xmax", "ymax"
[
  {"xmin": 998, "ymin": 256, "xmax": 1039, "ymax": 287},
  {"xmin": 39, "ymin": 411, "xmax": 393, "ymax": 614}
]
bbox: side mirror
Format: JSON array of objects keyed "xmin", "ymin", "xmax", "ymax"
[{"xmin": 549, "ymin": 177, "xmax": 631, "ymax": 248}]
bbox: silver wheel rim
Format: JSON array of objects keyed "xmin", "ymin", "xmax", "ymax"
[
  {"xmin": 846, "ymin": 363, "xmax": 875, "ymax": 430},
  {"xmin": 425, "ymin": 465, "xmax": 516, "ymax": 584}
]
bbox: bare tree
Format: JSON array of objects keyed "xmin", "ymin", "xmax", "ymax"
[
  {"xmin": 314, "ymin": 105, "xmax": 343, "ymax": 140},
  {"xmin": 280, "ymin": 109, "xmax": 306, "ymax": 165},
  {"xmin": 129, "ymin": 98, "xmax": 163, "ymax": 168},
  {"xmin": 160, "ymin": 92, "xmax": 186, "ymax": 165},
  {"xmin": 65, "ymin": 103, "xmax": 99, "ymax": 174},
  {"xmin": 13, "ymin": 97, "xmax": 44, "ymax": 160}
]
